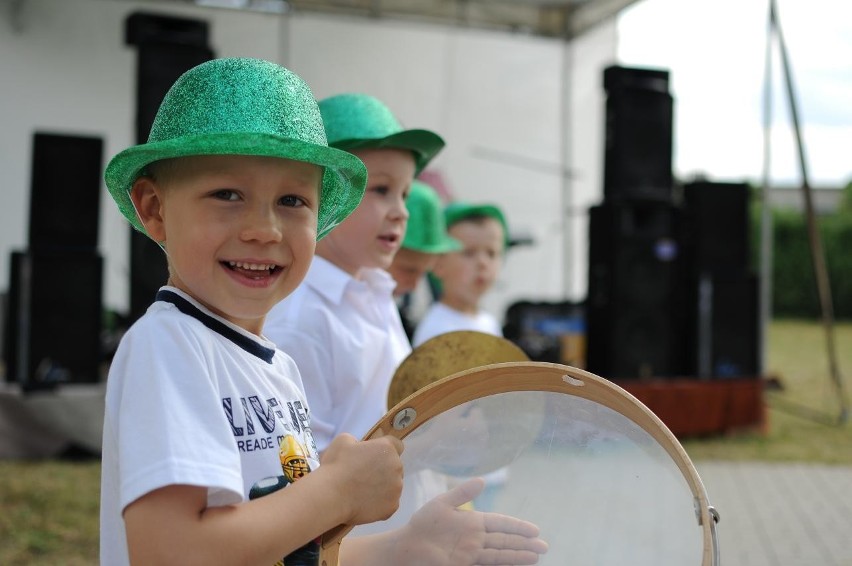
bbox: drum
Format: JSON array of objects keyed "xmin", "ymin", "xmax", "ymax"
[{"xmin": 320, "ymin": 362, "xmax": 720, "ymax": 566}]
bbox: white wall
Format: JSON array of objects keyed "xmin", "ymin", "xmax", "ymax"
[
  {"xmin": 0, "ymin": 0, "xmax": 617, "ymax": 322},
  {"xmin": 0, "ymin": 0, "xmax": 284, "ymax": 313}
]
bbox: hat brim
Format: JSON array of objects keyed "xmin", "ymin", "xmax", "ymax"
[
  {"xmin": 330, "ymin": 129, "xmax": 445, "ymax": 174},
  {"xmin": 105, "ymin": 132, "xmax": 367, "ymax": 241}
]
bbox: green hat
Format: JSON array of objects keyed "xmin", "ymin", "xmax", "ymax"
[
  {"xmin": 445, "ymin": 201, "xmax": 511, "ymax": 249},
  {"xmin": 318, "ymin": 93, "xmax": 444, "ymax": 174},
  {"xmin": 403, "ymin": 181, "xmax": 462, "ymax": 254},
  {"xmin": 104, "ymin": 58, "xmax": 367, "ymax": 241}
]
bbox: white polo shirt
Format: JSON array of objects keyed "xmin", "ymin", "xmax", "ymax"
[{"xmin": 264, "ymin": 256, "xmax": 411, "ymax": 452}]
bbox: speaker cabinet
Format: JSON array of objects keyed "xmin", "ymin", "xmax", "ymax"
[
  {"xmin": 28, "ymin": 133, "xmax": 103, "ymax": 251},
  {"xmin": 126, "ymin": 13, "xmax": 214, "ymax": 322},
  {"xmin": 681, "ymin": 180, "xmax": 758, "ymax": 377},
  {"xmin": 682, "ymin": 180, "xmax": 751, "ymax": 278},
  {"xmin": 586, "ymin": 201, "xmax": 688, "ymax": 379},
  {"xmin": 690, "ymin": 274, "xmax": 760, "ymax": 378},
  {"xmin": 4, "ymin": 250, "xmax": 103, "ymax": 388},
  {"xmin": 603, "ymin": 65, "xmax": 674, "ymax": 203}
]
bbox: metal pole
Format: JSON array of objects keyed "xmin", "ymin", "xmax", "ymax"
[
  {"xmin": 758, "ymin": 0, "xmax": 774, "ymax": 377},
  {"xmin": 560, "ymin": 36, "xmax": 574, "ymax": 299}
]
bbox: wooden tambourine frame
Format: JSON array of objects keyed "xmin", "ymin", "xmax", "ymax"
[{"xmin": 319, "ymin": 362, "xmax": 720, "ymax": 566}]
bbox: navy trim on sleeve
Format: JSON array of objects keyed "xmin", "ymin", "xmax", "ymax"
[{"xmin": 156, "ymin": 289, "xmax": 275, "ymax": 364}]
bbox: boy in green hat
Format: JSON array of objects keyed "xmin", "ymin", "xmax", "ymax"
[
  {"xmin": 264, "ymin": 94, "xmax": 494, "ymax": 535},
  {"xmin": 388, "ymin": 179, "xmax": 461, "ymax": 339},
  {"xmin": 412, "ymin": 201, "xmax": 511, "ymax": 511},
  {"xmin": 389, "ymin": 179, "xmax": 461, "ymax": 298},
  {"xmin": 101, "ymin": 60, "xmax": 545, "ymax": 565},
  {"xmin": 100, "ymin": 57, "xmax": 404, "ymax": 565},
  {"xmin": 264, "ymin": 93, "xmax": 445, "ymax": 456},
  {"xmin": 413, "ymin": 201, "xmax": 510, "ymax": 348}
]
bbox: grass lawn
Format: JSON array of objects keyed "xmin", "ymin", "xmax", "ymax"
[
  {"xmin": 1, "ymin": 319, "xmax": 850, "ymax": 564},
  {"xmin": 681, "ymin": 319, "xmax": 852, "ymax": 464}
]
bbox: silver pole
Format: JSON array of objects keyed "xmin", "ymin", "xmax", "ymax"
[{"xmin": 758, "ymin": 0, "xmax": 774, "ymax": 377}]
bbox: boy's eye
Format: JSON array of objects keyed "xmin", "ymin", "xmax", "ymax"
[
  {"xmin": 280, "ymin": 195, "xmax": 306, "ymax": 208},
  {"xmin": 371, "ymin": 185, "xmax": 390, "ymax": 196},
  {"xmin": 212, "ymin": 189, "xmax": 240, "ymax": 201}
]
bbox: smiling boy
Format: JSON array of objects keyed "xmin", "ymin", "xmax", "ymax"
[{"xmin": 99, "ymin": 58, "xmax": 406, "ymax": 565}]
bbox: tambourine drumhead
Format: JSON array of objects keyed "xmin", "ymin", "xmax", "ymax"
[
  {"xmin": 321, "ymin": 362, "xmax": 718, "ymax": 566},
  {"xmin": 387, "ymin": 331, "xmax": 529, "ymax": 409}
]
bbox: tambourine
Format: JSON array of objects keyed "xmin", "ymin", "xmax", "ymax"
[
  {"xmin": 388, "ymin": 330, "xmax": 530, "ymax": 408},
  {"xmin": 319, "ymin": 362, "xmax": 720, "ymax": 565}
]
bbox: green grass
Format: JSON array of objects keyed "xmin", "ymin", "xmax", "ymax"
[
  {"xmin": 0, "ymin": 319, "xmax": 850, "ymax": 564},
  {"xmin": 0, "ymin": 460, "xmax": 100, "ymax": 565},
  {"xmin": 682, "ymin": 319, "xmax": 852, "ymax": 464}
]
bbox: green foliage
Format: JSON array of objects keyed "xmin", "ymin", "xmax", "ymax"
[
  {"xmin": 753, "ymin": 189, "xmax": 852, "ymax": 319},
  {"xmin": 841, "ymin": 180, "xmax": 852, "ymax": 212}
]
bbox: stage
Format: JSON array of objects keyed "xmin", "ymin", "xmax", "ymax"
[{"xmin": 615, "ymin": 376, "xmax": 766, "ymax": 438}]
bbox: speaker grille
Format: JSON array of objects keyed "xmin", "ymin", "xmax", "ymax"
[
  {"xmin": 586, "ymin": 202, "xmax": 688, "ymax": 379},
  {"xmin": 28, "ymin": 133, "xmax": 103, "ymax": 250},
  {"xmin": 602, "ymin": 66, "xmax": 674, "ymax": 203}
]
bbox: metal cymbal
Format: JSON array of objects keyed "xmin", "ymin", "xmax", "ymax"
[{"xmin": 388, "ymin": 330, "xmax": 530, "ymax": 408}]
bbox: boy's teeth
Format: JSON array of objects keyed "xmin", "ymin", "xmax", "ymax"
[{"xmin": 228, "ymin": 261, "xmax": 273, "ymax": 271}]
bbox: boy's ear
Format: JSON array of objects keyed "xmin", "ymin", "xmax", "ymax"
[{"xmin": 130, "ymin": 177, "xmax": 167, "ymax": 242}]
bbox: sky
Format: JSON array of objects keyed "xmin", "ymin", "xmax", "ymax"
[{"xmin": 617, "ymin": 0, "xmax": 852, "ymax": 188}]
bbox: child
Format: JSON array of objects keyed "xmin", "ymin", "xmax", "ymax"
[
  {"xmin": 410, "ymin": 201, "xmax": 511, "ymax": 512},
  {"xmin": 413, "ymin": 202, "xmax": 510, "ymax": 347},
  {"xmin": 101, "ymin": 59, "xmax": 545, "ymax": 565},
  {"xmin": 264, "ymin": 93, "xmax": 445, "ymax": 453},
  {"xmin": 387, "ymin": 179, "xmax": 461, "ymax": 339},
  {"xmin": 263, "ymin": 94, "xmax": 471, "ymax": 534}
]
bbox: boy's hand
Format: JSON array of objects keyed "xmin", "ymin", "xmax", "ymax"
[
  {"xmin": 320, "ymin": 433, "xmax": 405, "ymax": 526},
  {"xmin": 395, "ymin": 478, "xmax": 548, "ymax": 565}
]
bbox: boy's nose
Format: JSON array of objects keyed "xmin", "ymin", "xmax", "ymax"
[
  {"xmin": 241, "ymin": 206, "xmax": 283, "ymax": 243},
  {"xmin": 391, "ymin": 195, "xmax": 409, "ymax": 221}
]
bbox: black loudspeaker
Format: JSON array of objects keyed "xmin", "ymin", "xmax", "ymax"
[
  {"xmin": 28, "ymin": 133, "xmax": 103, "ymax": 250},
  {"xmin": 4, "ymin": 250, "xmax": 103, "ymax": 388},
  {"xmin": 681, "ymin": 180, "xmax": 758, "ymax": 377},
  {"xmin": 586, "ymin": 201, "xmax": 687, "ymax": 379},
  {"xmin": 682, "ymin": 180, "xmax": 751, "ymax": 277},
  {"xmin": 603, "ymin": 65, "xmax": 674, "ymax": 203},
  {"xmin": 691, "ymin": 274, "xmax": 760, "ymax": 378},
  {"xmin": 125, "ymin": 13, "xmax": 214, "ymax": 322}
]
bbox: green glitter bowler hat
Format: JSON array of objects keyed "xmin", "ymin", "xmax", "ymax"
[
  {"xmin": 318, "ymin": 93, "xmax": 445, "ymax": 174},
  {"xmin": 445, "ymin": 201, "xmax": 511, "ymax": 249},
  {"xmin": 403, "ymin": 180, "xmax": 461, "ymax": 254},
  {"xmin": 105, "ymin": 58, "xmax": 367, "ymax": 240}
]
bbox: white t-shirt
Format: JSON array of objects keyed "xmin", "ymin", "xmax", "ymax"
[
  {"xmin": 264, "ymin": 256, "xmax": 410, "ymax": 451},
  {"xmin": 100, "ymin": 287, "xmax": 319, "ymax": 565},
  {"xmin": 413, "ymin": 301, "xmax": 502, "ymax": 347}
]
